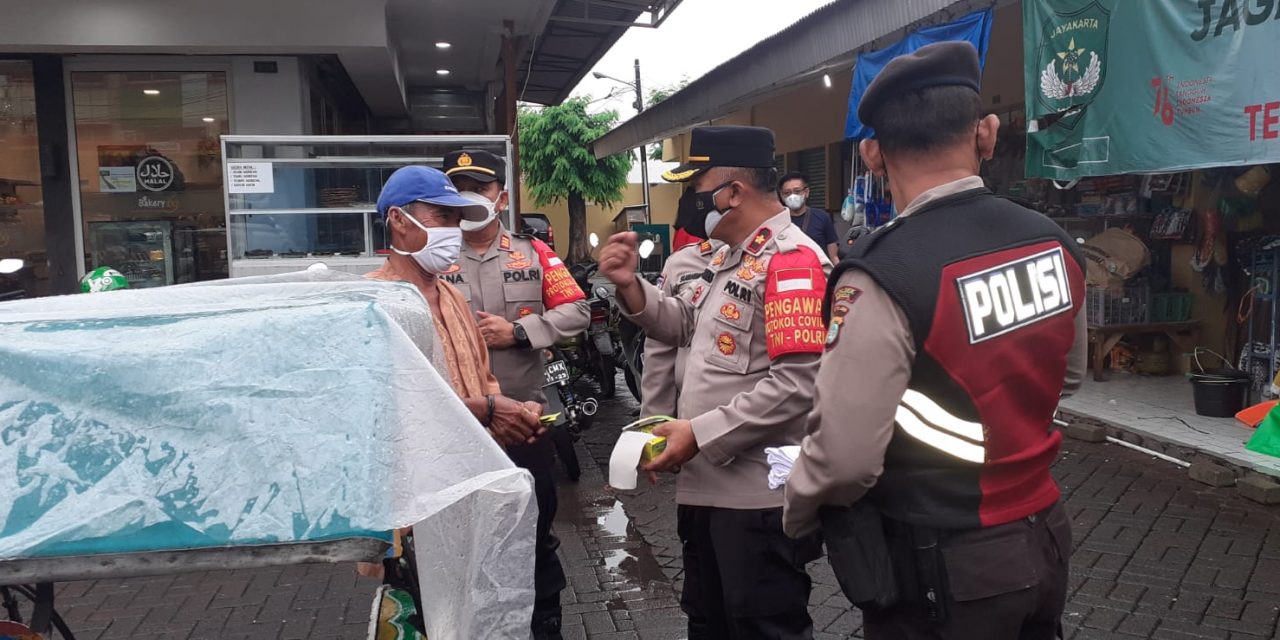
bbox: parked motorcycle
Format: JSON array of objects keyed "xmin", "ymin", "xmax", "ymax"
[
  {"xmin": 564, "ymin": 260, "xmax": 619, "ymax": 397},
  {"xmin": 590, "ymin": 236, "xmax": 658, "ymax": 404},
  {"xmin": 541, "ymin": 346, "xmax": 599, "ymax": 482}
]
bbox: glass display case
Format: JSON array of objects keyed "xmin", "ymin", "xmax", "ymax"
[
  {"xmin": 88, "ymin": 221, "xmax": 177, "ymax": 288},
  {"xmin": 221, "ymin": 135, "xmax": 514, "ymax": 278}
]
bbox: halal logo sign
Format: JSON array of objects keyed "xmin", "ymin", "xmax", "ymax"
[
  {"xmin": 136, "ymin": 155, "xmax": 175, "ymax": 192},
  {"xmin": 1035, "ymin": 1, "xmax": 1110, "ymax": 114}
]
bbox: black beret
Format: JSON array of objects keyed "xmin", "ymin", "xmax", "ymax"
[
  {"xmin": 662, "ymin": 125, "xmax": 776, "ymax": 182},
  {"xmin": 857, "ymin": 41, "xmax": 982, "ymax": 127}
]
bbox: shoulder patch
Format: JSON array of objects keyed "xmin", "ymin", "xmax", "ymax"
[
  {"xmin": 764, "ymin": 246, "xmax": 828, "ymax": 359},
  {"xmin": 534, "ymin": 239, "xmax": 585, "ymax": 307},
  {"xmin": 499, "ymin": 235, "xmax": 512, "ymax": 251}
]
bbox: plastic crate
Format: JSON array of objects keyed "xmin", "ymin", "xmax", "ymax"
[
  {"xmin": 1150, "ymin": 292, "xmax": 1193, "ymax": 322},
  {"xmin": 1086, "ymin": 285, "xmax": 1150, "ymax": 326}
]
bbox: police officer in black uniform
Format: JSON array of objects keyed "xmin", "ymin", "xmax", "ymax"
[{"xmin": 783, "ymin": 42, "xmax": 1089, "ymax": 639}]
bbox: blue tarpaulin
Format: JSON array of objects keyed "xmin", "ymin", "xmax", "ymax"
[{"xmin": 844, "ymin": 9, "xmax": 995, "ymax": 141}]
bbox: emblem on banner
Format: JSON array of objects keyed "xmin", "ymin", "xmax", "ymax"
[{"xmin": 1035, "ymin": 1, "xmax": 1110, "ymax": 112}]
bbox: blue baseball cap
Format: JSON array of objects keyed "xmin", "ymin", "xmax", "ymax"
[{"xmin": 376, "ymin": 165, "xmax": 490, "ymax": 221}]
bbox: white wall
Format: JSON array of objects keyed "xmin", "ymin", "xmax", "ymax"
[{"xmin": 230, "ymin": 58, "xmax": 309, "ymax": 136}]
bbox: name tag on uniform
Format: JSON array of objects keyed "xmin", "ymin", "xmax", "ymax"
[
  {"xmin": 956, "ymin": 247, "xmax": 1072, "ymax": 344},
  {"xmin": 503, "ymin": 268, "xmax": 542, "ymax": 283}
]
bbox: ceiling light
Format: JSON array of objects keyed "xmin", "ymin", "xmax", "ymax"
[
  {"xmin": 143, "ymin": 89, "xmax": 160, "ymax": 95},
  {"xmin": 435, "ymin": 42, "xmax": 451, "ymax": 49},
  {"xmin": 822, "ymin": 74, "xmax": 832, "ymax": 89},
  {"xmin": 436, "ymin": 69, "xmax": 450, "ymax": 76},
  {"xmin": 202, "ymin": 117, "xmax": 215, "ymax": 123}
]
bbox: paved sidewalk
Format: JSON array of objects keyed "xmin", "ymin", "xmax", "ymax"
[
  {"xmin": 583, "ymin": 385, "xmax": 1280, "ymax": 640},
  {"xmin": 1060, "ymin": 374, "xmax": 1280, "ymax": 478}
]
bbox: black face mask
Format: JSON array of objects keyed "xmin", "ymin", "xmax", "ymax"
[{"xmin": 685, "ymin": 180, "xmax": 735, "ymax": 239}]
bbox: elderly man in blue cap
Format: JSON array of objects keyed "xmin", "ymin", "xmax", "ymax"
[{"xmin": 368, "ymin": 165, "xmax": 545, "ymax": 447}]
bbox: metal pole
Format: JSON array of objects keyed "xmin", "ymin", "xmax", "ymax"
[{"xmin": 634, "ymin": 58, "xmax": 651, "ymax": 224}]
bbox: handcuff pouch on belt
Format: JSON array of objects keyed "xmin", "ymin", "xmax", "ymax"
[
  {"xmin": 818, "ymin": 502, "xmax": 900, "ymax": 612},
  {"xmin": 820, "ymin": 503, "xmax": 950, "ymax": 623}
]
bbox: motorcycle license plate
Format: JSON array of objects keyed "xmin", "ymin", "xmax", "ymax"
[{"xmin": 545, "ymin": 360, "xmax": 570, "ymax": 385}]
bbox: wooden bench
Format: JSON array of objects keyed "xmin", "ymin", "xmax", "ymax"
[{"xmin": 1088, "ymin": 320, "xmax": 1202, "ymax": 381}]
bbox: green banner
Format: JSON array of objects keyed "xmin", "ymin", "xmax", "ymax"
[{"xmin": 1024, "ymin": 0, "xmax": 1280, "ymax": 179}]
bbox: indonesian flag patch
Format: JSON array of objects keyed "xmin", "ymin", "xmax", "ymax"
[
  {"xmin": 533, "ymin": 239, "xmax": 586, "ymax": 307},
  {"xmin": 763, "ymin": 246, "xmax": 828, "ymax": 359}
]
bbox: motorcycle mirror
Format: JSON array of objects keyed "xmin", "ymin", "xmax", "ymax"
[
  {"xmin": 589, "ymin": 232, "xmax": 600, "ymax": 248},
  {"xmin": 0, "ymin": 258, "xmax": 24, "ymax": 274},
  {"xmin": 594, "ymin": 286, "xmax": 610, "ymax": 299},
  {"xmin": 638, "ymin": 239, "xmax": 655, "ymax": 259}
]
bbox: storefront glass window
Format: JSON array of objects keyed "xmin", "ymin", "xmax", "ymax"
[
  {"xmin": 72, "ymin": 71, "xmax": 230, "ymax": 288},
  {"xmin": 0, "ymin": 61, "xmax": 47, "ymax": 297}
]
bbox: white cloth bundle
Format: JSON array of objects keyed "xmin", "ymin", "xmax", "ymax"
[{"xmin": 765, "ymin": 445, "xmax": 802, "ymax": 490}]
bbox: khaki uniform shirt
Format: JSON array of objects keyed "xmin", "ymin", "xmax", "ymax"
[
  {"xmin": 782, "ymin": 177, "xmax": 1089, "ymax": 537},
  {"xmin": 627, "ymin": 211, "xmax": 833, "ymax": 509},
  {"xmin": 639, "ymin": 240, "xmax": 719, "ymax": 417},
  {"xmin": 445, "ymin": 227, "xmax": 589, "ymax": 403}
]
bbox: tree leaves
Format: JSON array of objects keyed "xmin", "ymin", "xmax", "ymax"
[{"xmin": 518, "ymin": 98, "xmax": 633, "ymax": 211}]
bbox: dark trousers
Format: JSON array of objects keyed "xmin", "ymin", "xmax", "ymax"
[
  {"xmin": 507, "ymin": 438, "xmax": 567, "ymax": 636},
  {"xmin": 677, "ymin": 505, "xmax": 823, "ymax": 640},
  {"xmin": 864, "ymin": 502, "xmax": 1071, "ymax": 640}
]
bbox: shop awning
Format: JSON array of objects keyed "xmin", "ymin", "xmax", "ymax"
[{"xmin": 590, "ymin": 0, "xmax": 990, "ymax": 159}]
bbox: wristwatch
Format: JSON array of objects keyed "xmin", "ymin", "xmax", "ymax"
[{"xmin": 513, "ymin": 322, "xmax": 532, "ymax": 349}]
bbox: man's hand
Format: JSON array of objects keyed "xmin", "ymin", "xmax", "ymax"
[
  {"xmin": 476, "ymin": 311, "xmax": 517, "ymax": 349},
  {"xmin": 599, "ymin": 232, "xmax": 639, "ymax": 288},
  {"xmin": 489, "ymin": 395, "xmax": 547, "ymax": 446},
  {"xmin": 640, "ymin": 419, "xmax": 699, "ymax": 483}
]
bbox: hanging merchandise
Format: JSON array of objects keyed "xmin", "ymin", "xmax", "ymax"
[
  {"xmin": 1150, "ymin": 207, "xmax": 1193, "ymax": 242},
  {"xmin": 1081, "ymin": 227, "xmax": 1151, "ymax": 288},
  {"xmin": 1191, "ymin": 208, "xmax": 1221, "ymax": 273},
  {"xmin": 1235, "ymin": 166, "xmax": 1272, "ymax": 197}
]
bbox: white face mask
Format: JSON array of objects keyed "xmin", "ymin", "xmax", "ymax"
[
  {"xmin": 391, "ymin": 208, "xmax": 463, "ymax": 274},
  {"xmin": 704, "ymin": 210, "xmax": 726, "ymax": 238},
  {"xmin": 457, "ymin": 191, "xmax": 499, "ymax": 232},
  {"xmin": 783, "ymin": 194, "xmax": 806, "ymax": 211}
]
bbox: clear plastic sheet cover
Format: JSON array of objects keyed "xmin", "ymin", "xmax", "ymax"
[{"xmin": 0, "ymin": 271, "xmax": 535, "ymax": 636}]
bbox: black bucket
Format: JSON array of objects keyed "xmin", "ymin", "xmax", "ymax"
[{"xmin": 1189, "ymin": 368, "xmax": 1250, "ymax": 418}]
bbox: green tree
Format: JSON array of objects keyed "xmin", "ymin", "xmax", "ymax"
[{"xmin": 519, "ymin": 98, "xmax": 632, "ymax": 263}]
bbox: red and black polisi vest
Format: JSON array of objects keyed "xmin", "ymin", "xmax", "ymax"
[{"xmin": 830, "ymin": 188, "xmax": 1086, "ymax": 530}]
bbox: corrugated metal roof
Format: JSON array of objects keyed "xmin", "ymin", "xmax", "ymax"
[
  {"xmin": 519, "ymin": 0, "xmax": 658, "ymax": 105},
  {"xmin": 590, "ymin": 0, "xmax": 982, "ymax": 158}
]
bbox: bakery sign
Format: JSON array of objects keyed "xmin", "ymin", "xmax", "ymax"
[{"xmin": 137, "ymin": 156, "xmax": 176, "ymax": 192}]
